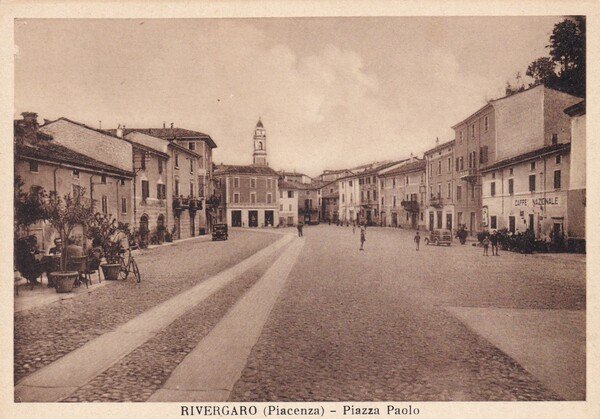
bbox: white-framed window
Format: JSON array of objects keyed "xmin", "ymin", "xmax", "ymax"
[
  {"xmin": 556, "ymin": 154, "xmax": 561, "ymax": 164},
  {"xmin": 471, "ymin": 124, "xmax": 475, "ymax": 138},
  {"xmin": 141, "ymin": 180, "xmax": 150, "ymax": 200},
  {"xmin": 101, "ymin": 174, "xmax": 107, "ymax": 184},
  {"xmin": 393, "ymin": 196, "xmax": 397, "ymax": 207},
  {"xmin": 175, "ymin": 153, "xmax": 179, "ymax": 169},
  {"xmin": 250, "ymin": 178, "xmax": 256, "ymax": 188},
  {"xmin": 72, "ymin": 169, "xmax": 80, "ymax": 179},
  {"xmin": 190, "ymin": 182, "xmax": 194, "ymax": 197},
  {"xmin": 484, "ymin": 116, "xmax": 489, "ymax": 132},
  {"xmin": 101, "ymin": 196, "xmax": 108, "ymax": 214},
  {"xmin": 190, "ymin": 159, "xmax": 194, "ymax": 174},
  {"xmin": 121, "ymin": 197, "xmax": 127, "ymax": 214},
  {"xmin": 233, "ymin": 193, "xmax": 240, "ymax": 203},
  {"xmin": 29, "ymin": 161, "xmax": 39, "ymax": 172},
  {"xmin": 267, "ymin": 193, "xmax": 272, "ymax": 204},
  {"xmin": 234, "ymin": 177, "xmax": 240, "ymax": 188},
  {"xmin": 188, "ymin": 142, "xmax": 196, "ymax": 151},
  {"xmin": 250, "ymin": 192, "xmax": 256, "ymax": 204},
  {"xmin": 288, "ymin": 191, "xmax": 293, "ymax": 198}
]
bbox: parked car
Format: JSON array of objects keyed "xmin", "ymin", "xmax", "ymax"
[
  {"xmin": 424, "ymin": 229, "xmax": 452, "ymax": 246},
  {"xmin": 212, "ymin": 223, "xmax": 228, "ymax": 241}
]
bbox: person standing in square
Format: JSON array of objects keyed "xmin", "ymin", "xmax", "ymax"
[{"xmin": 414, "ymin": 231, "xmax": 421, "ymax": 251}]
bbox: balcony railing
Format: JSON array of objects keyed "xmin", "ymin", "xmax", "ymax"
[
  {"xmin": 401, "ymin": 200, "xmax": 420, "ymax": 212},
  {"xmin": 459, "ymin": 168, "xmax": 479, "ymax": 182},
  {"xmin": 430, "ymin": 196, "xmax": 444, "ymax": 208}
]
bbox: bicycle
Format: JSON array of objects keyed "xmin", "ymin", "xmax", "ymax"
[{"xmin": 117, "ymin": 245, "xmax": 141, "ymax": 283}]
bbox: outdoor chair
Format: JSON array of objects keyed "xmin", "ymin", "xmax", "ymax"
[
  {"xmin": 84, "ymin": 257, "xmax": 102, "ymax": 285},
  {"xmin": 67, "ymin": 255, "xmax": 89, "ymax": 288}
]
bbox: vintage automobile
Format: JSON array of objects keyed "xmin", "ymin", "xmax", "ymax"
[
  {"xmin": 424, "ymin": 229, "xmax": 452, "ymax": 246},
  {"xmin": 212, "ymin": 223, "xmax": 228, "ymax": 241}
]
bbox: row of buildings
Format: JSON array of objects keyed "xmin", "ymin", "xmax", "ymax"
[
  {"xmin": 332, "ymin": 86, "xmax": 585, "ymax": 251},
  {"xmin": 15, "ymin": 113, "xmax": 217, "ymax": 251},
  {"xmin": 212, "ymin": 85, "xmax": 585, "ymax": 252}
]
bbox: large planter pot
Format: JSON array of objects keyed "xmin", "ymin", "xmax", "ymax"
[
  {"xmin": 50, "ymin": 271, "xmax": 79, "ymax": 293},
  {"xmin": 101, "ymin": 263, "xmax": 121, "ymax": 280}
]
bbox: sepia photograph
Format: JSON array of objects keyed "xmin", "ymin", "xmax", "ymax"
[{"xmin": 5, "ymin": 4, "xmax": 595, "ymax": 417}]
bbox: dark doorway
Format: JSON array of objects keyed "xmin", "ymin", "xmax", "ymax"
[
  {"xmin": 529, "ymin": 214, "xmax": 535, "ymax": 232},
  {"xmin": 249, "ymin": 210, "xmax": 258, "ymax": 227},
  {"xmin": 411, "ymin": 213, "xmax": 417, "ymax": 229},
  {"xmin": 366, "ymin": 210, "xmax": 372, "ymax": 225},
  {"xmin": 392, "ymin": 212, "xmax": 398, "ymax": 227},
  {"xmin": 265, "ymin": 210, "xmax": 274, "ymax": 227},
  {"xmin": 429, "ymin": 212, "xmax": 434, "ymax": 231},
  {"xmin": 231, "ymin": 210, "xmax": 242, "ymax": 227},
  {"xmin": 436, "ymin": 211, "xmax": 443, "ymax": 229},
  {"xmin": 190, "ymin": 213, "xmax": 196, "ymax": 237},
  {"xmin": 509, "ymin": 216, "xmax": 516, "ymax": 234},
  {"xmin": 446, "ymin": 213, "xmax": 452, "ymax": 231}
]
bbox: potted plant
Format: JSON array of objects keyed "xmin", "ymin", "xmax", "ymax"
[
  {"xmin": 43, "ymin": 191, "xmax": 94, "ymax": 292},
  {"xmin": 86, "ymin": 212, "xmax": 123, "ymax": 280}
]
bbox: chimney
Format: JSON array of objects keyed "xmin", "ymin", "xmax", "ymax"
[
  {"xmin": 116, "ymin": 123, "xmax": 123, "ymax": 138},
  {"xmin": 435, "ymin": 137, "xmax": 439, "ymax": 145},
  {"xmin": 99, "ymin": 120, "xmax": 102, "ymax": 130},
  {"xmin": 163, "ymin": 121, "xmax": 166, "ymax": 129},
  {"xmin": 21, "ymin": 112, "xmax": 39, "ymax": 129},
  {"xmin": 170, "ymin": 122, "xmax": 174, "ymax": 129},
  {"xmin": 410, "ymin": 152, "xmax": 414, "ymax": 162}
]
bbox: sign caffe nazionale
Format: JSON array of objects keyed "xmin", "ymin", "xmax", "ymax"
[{"xmin": 514, "ymin": 196, "xmax": 560, "ymax": 207}]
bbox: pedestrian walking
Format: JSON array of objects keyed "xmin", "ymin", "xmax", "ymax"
[
  {"xmin": 359, "ymin": 224, "xmax": 366, "ymax": 251},
  {"xmin": 482, "ymin": 236, "xmax": 490, "ymax": 256},
  {"xmin": 414, "ymin": 231, "xmax": 421, "ymax": 251},
  {"xmin": 490, "ymin": 231, "xmax": 499, "ymax": 256},
  {"xmin": 297, "ymin": 222, "xmax": 303, "ymax": 237}
]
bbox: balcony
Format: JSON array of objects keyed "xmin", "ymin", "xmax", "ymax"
[
  {"xmin": 459, "ymin": 168, "xmax": 479, "ymax": 182},
  {"xmin": 430, "ymin": 196, "xmax": 444, "ymax": 208},
  {"xmin": 172, "ymin": 196, "xmax": 190, "ymax": 211},
  {"xmin": 401, "ymin": 200, "xmax": 420, "ymax": 213},
  {"xmin": 189, "ymin": 198, "xmax": 202, "ymax": 212}
]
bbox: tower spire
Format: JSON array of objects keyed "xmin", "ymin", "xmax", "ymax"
[{"xmin": 253, "ymin": 118, "xmax": 267, "ymax": 166}]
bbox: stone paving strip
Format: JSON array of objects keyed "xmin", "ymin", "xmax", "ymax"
[
  {"xmin": 14, "ymin": 234, "xmax": 293, "ymax": 402},
  {"xmin": 64, "ymin": 257, "xmax": 275, "ymax": 402},
  {"xmin": 14, "ymin": 231, "xmax": 280, "ymax": 382},
  {"xmin": 148, "ymin": 237, "xmax": 304, "ymax": 402}
]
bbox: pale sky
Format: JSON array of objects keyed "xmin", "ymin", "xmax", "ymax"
[{"xmin": 15, "ymin": 17, "xmax": 562, "ymax": 177}]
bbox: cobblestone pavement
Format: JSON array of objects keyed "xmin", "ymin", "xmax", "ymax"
[
  {"xmin": 64, "ymin": 256, "xmax": 274, "ymax": 402},
  {"xmin": 14, "ymin": 231, "xmax": 279, "ymax": 383},
  {"xmin": 229, "ymin": 225, "xmax": 584, "ymax": 401}
]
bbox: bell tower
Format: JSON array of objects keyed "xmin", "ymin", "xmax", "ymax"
[{"xmin": 253, "ymin": 118, "xmax": 267, "ymax": 166}]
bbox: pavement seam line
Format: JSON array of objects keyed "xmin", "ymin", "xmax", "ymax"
[
  {"xmin": 148, "ymin": 237, "xmax": 304, "ymax": 402},
  {"xmin": 14, "ymin": 234, "xmax": 293, "ymax": 403}
]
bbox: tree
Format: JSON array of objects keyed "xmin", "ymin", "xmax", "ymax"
[
  {"xmin": 526, "ymin": 57, "xmax": 557, "ymax": 87},
  {"xmin": 43, "ymin": 191, "xmax": 95, "ymax": 270},
  {"xmin": 14, "ymin": 175, "xmax": 48, "ymax": 237},
  {"xmin": 523, "ymin": 16, "xmax": 585, "ymax": 97}
]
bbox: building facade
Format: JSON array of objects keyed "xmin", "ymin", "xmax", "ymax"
[
  {"xmin": 379, "ymin": 159, "xmax": 426, "ymax": 229},
  {"xmin": 564, "ymin": 100, "xmax": 586, "ymax": 251},
  {"xmin": 278, "ymin": 180, "xmax": 299, "ymax": 227},
  {"xmin": 15, "ymin": 113, "xmax": 134, "ymax": 251},
  {"xmin": 424, "ymin": 140, "xmax": 455, "ymax": 232},
  {"xmin": 452, "ymin": 85, "xmax": 581, "ymax": 236},
  {"xmin": 215, "ymin": 165, "xmax": 280, "ymax": 227},
  {"xmin": 318, "ymin": 169, "xmax": 353, "ymax": 183},
  {"xmin": 338, "ymin": 175, "xmax": 360, "ymax": 223},
  {"xmin": 481, "ymin": 143, "xmax": 571, "ymax": 245},
  {"xmin": 320, "ymin": 181, "xmax": 340, "ymax": 223}
]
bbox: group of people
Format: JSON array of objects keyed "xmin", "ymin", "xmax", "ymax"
[
  {"xmin": 481, "ymin": 231, "xmax": 500, "ymax": 256},
  {"xmin": 14, "ymin": 235, "xmax": 106, "ymax": 288}
]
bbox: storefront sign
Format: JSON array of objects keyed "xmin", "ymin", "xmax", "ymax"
[
  {"xmin": 481, "ymin": 206, "xmax": 489, "ymax": 227},
  {"xmin": 514, "ymin": 196, "xmax": 560, "ymax": 207}
]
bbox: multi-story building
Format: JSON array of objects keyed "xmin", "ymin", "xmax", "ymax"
[
  {"xmin": 278, "ymin": 180, "xmax": 299, "ymax": 227},
  {"xmin": 114, "ymin": 125, "xmax": 217, "ymax": 238},
  {"xmin": 424, "ymin": 140, "xmax": 455, "ymax": 232},
  {"xmin": 320, "ymin": 181, "xmax": 340, "ymax": 223},
  {"xmin": 15, "ymin": 113, "xmax": 134, "ymax": 250},
  {"xmin": 379, "ymin": 159, "xmax": 426, "ymax": 229},
  {"xmin": 297, "ymin": 182, "xmax": 322, "ymax": 224},
  {"xmin": 452, "ymin": 85, "xmax": 581, "ymax": 235},
  {"xmin": 338, "ymin": 175, "xmax": 360, "ymax": 223},
  {"xmin": 564, "ymin": 100, "xmax": 586, "ymax": 252},
  {"xmin": 357, "ymin": 160, "xmax": 409, "ymax": 225},
  {"xmin": 215, "ymin": 120, "xmax": 279, "ymax": 227},
  {"xmin": 215, "ymin": 165, "xmax": 279, "ymax": 227},
  {"xmin": 480, "ymin": 142, "xmax": 571, "ymax": 243},
  {"xmin": 121, "ymin": 131, "xmax": 171, "ymax": 242}
]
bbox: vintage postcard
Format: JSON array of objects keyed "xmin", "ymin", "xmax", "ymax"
[{"xmin": 3, "ymin": 1, "xmax": 598, "ymax": 418}]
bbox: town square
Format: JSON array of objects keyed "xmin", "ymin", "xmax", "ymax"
[{"xmin": 7, "ymin": 11, "xmax": 592, "ymax": 417}]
